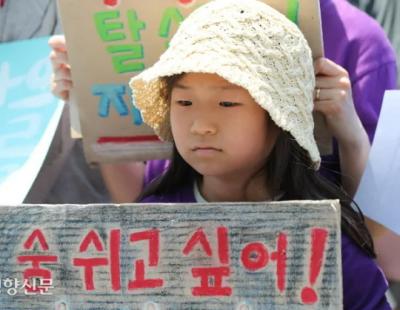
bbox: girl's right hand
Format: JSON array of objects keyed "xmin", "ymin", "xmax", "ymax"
[{"xmin": 49, "ymin": 35, "xmax": 72, "ymax": 101}]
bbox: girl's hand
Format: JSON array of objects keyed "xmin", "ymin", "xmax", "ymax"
[{"xmin": 49, "ymin": 35, "xmax": 72, "ymax": 101}]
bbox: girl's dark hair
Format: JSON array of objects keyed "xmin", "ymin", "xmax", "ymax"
[{"xmin": 138, "ymin": 75, "xmax": 375, "ymax": 258}]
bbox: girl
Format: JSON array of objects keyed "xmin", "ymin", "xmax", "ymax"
[{"xmin": 129, "ymin": 0, "xmax": 390, "ymax": 308}]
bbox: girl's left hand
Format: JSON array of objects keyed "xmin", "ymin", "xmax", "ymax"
[{"xmin": 313, "ymin": 57, "xmax": 367, "ymax": 147}]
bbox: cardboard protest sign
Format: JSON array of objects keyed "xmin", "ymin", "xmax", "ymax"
[
  {"xmin": 0, "ymin": 37, "xmax": 64, "ymax": 204},
  {"xmin": 0, "ymin": 200, "xmax": 341, "ymax": 309},
  {"xmin": 58, "ymin": 0, "xmax": 330, "ymax": 164}
]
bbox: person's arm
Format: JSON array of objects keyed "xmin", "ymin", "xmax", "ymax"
[
  {"xmin": 337, "ymin": 123, "xmax": 370, "ymax": 199},
  {"xmin": 314, "ymin": 58, "xmax": 393, "ymax": 238},
  {"xmin": 314, "ymin": 58, "xmax": 370, "ymax": 197},
  {"xmin": 100, "ymin": 162, "xmax": 145, "ymax": 203},
  {"xmin": 49, "ymin": 35, "xmax": 146, "ymax": 203}
]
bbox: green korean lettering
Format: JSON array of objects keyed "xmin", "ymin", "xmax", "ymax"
[
  {"xmin": 94, "ymin": 11, "xmax": 126, "ymax": 42},
  {"xmin": 126, "ymin": 10, "xmax": 146, "ymax": 41},
  {"xmin": 159, "ymin": 7, "xmax": 184, "ymax": 38},
  {"xmin": 107, "ymin": 44, "xmax": 145, "ymax": 73},
  {"xmin": 286, "ymin": 0, "xmax": 299, "ymax": 25}
]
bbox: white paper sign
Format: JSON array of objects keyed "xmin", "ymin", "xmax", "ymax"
[
  {"xmin": 0, "ymin": 37, "xmax": 64, "ymax": 204},
  {"xmin": 355, "ymin": 90, "xmax": 400, "ymax": 234}
]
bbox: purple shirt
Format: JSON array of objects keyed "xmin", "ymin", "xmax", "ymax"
[
  {"xmin": 141, "ymin": 185, "xmax": 390, "ymax": 310},
  {"xmin": 320, "ymin": 0, "xmax": 398, "ymax": 181}
]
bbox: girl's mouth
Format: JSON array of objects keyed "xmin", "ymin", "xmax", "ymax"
[{"xmin": 192, "ymin": 146, "xmax": 222, "ymax": 155}]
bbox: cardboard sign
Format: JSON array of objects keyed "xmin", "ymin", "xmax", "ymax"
[
  {"xmin": 0, "ymin": 200, "xmax": 341, "ymax": 309},
  {"xmin": 0, "ymin": 37, "xmax": 64, "ymax": 204},
  {"xmin": 58, "ymin": 0, "xmax": 329, "ymax": 164}
]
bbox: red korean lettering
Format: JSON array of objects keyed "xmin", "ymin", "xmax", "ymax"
[
  {"xmin": 271, "ymin": 233, "xmax": 287, "ymax": 293},
  {"xmin": 183, "ymin": 226, "xmax": 232, "ymax": 297},
  {"xmin": 182, "ymin": 228, "xmax": 212, "ymax": 257},
  {"xmin": 128, "ymin": 229, "xmax": 164, "ymax": 290},
  {"xmin": 191, "ymin": 266, "xmax": 232, "ymax": 296},
  {"xmin": 103, "ymin": 0, "xmax": 118, "ymax": 6},
  {"xmin": 178, "ymin": 0, "xmax": 195, "ymax": 4},
  {"xmin": 240, "ymin": 232, "xmax": 288, "ymax": 293},
  {"xmin": 73, "ymin": 229, "xmax": 121, "ymax": 291},
  {"xmin": 241, "ymin": 242, "xmax": 269, "ymax": 271},
  {"xmin": 17, "ymin": 229, "xmax": 58, "ymax": 294},
  {"xmin": 217, "ymin": 226, "xmax": 230, "ymax": 264}
]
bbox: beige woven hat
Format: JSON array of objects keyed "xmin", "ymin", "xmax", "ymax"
[{"xmin": 129, "ymin": 0, "xmax": 320, "ymax": 169}]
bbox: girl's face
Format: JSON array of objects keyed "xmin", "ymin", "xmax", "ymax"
[{"xmin": 170, "ymin": 73, "xmax": 278, "ymax": 180}]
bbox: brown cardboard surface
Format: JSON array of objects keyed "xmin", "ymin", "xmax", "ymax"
[
  {"xmin": 0, "ymin": 200, "xmax": 341, "ymax": 308},
  {"xmin": 58, "ymin": 0, "xmax": 330, "ymax": 164}
]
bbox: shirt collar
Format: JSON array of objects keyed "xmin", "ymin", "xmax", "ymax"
[
  {"xmin": 194, "ymin": 181, "xmax": 207, "ymax": 203},
  {"xmin": 193, "ymin": 181, "xmax": 285, "ymax": 203}
]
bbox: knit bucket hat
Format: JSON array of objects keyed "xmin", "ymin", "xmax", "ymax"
[{"xmin": 129, "ymin": 0, "xmax": 320, "ymax": 169}]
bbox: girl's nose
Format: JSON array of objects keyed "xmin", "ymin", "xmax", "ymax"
[{"xmin": 190, "ymin": 118, "xmax": 217, "ymax": 136}]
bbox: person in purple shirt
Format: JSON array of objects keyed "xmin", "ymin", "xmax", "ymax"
[
  {"xmin": 320, "ymin": 0, "xmax": 397, "ymax": 186},
  {"xmin": 320, "ymin": 0, "xmax": 397, "ymax": 247},
  {"xmin": 129, "ymin": 1, "xmax": 390, "ymax": 308}
]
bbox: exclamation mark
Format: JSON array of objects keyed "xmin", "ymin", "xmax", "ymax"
[{"xmin": 300, "ymin": 228, "xmax": 328, "ymax": 304}]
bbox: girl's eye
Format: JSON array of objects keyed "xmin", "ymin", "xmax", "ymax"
[
  {"xmin": 219, "ymin": 101, "xmax": 240, "ymax": 107},
  {"xmin": 176, "ymin": 100, "xmax": 192, "ymax": 106}
]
